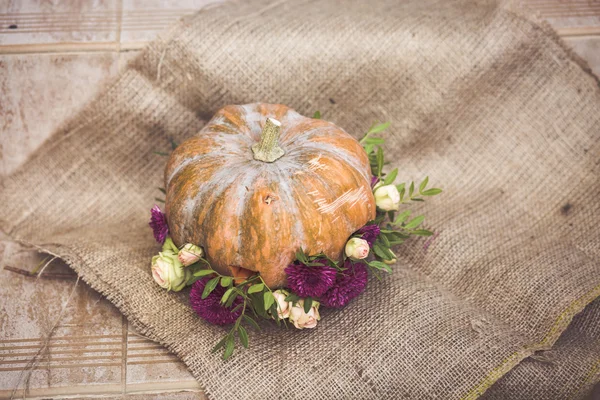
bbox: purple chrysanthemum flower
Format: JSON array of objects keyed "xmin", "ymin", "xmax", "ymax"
[
  {"xmin": 149, "ymin": 205, "xmax": 169, "ymax": 244},
  {"xmin": 320, "ymin": 260, "xmax": 368, "ymax": 308},
  {"xmin": 285, "ymin": 258, "xmax": 337, "ymax": 298},
  {"xmin": 370, "ymin": 176, "xmax": 379, "ymax": 188},
  {"xmin": 190, "ymin": 277, "xmax": 243, "ymax": 326},
  {"xmin": 356, "ymin": 224, "xmax": 381, "ymax": 246}
]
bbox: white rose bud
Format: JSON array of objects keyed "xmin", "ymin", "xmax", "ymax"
[
  {"xmin": 289, "ymin": 299, "xmax": 321, "ymax": 329},
  {"xmin": 373, "ymin": 183, "xmax": 401, "ymax": 211},
  {"xmin": 271, "ymin": 289, "xmax": 293, "ymax": 319},
  {"xmin": 178, "ymin": 243, "xmax": 204, "ymax": 267},
  {"xmin": 345, "ymin": 237, "xmax": 370, "ymax": 259},
  {"xmin": 151, "ymin": 252, "xmax": 190, "ymax": 292},
  {"xmin": 384, "ymin": 249, "xmax": 397, "ymax": 265}
]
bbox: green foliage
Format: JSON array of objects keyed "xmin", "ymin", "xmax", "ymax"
[{"xmin": 357, "ymin": 121, "xmax": 442, "ymax": 276}]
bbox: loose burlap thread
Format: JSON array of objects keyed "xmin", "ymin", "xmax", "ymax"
[{"xmin": 1, "ymin": 0, "xmax": 599, "ymax": 398}]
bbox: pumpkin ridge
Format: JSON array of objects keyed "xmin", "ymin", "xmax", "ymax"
[
  {"xmin": 167, "ymin": 152, "xmax": 222, "ymax": 188},
  {"xmin": 166, "ymin": 156, "xmax": 230, "ymax": 244},
  {"xmin": 236, "ymin": 169, "xmax": 296, "ymax": 285},
  {"xmin": 200, "ymin": 169, "xmax": 257, "ymax": 272},
  {"xmin": 294, "ymin": 141, "xmax": 371, "ymax": 184},
  {"xmin": 279, "ymin": 120, "xmax": 337, "ymax": 145},
  {"xmin": 186, "ymin": 159, "xmax": 256, "ymax": 245}
]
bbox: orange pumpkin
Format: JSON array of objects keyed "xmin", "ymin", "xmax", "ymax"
[{"xmin": 165, "ymin": 103, "xmax": 375, "ymax": 287}]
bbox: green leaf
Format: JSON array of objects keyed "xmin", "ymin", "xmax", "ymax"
[
  {"xmin": 373, "ymin": 243, "xmax": 392, "ymax": 260},
  {"xmin": 224, "ymin": 291, "xmax": 239, "ymax": 308},
  {"xmin": 364, "ymin": 143, "xmax": 375, "ymax": 155},
  {"xmin": 211, "ymin": 336, "xmax": 228, "ymax": 353},
  {"xmin": 422, "ymin": 188, "xmax": 443, "ymax": 196},
  {"xmin": 249, "ymin": 292, "xmax": 268, "ymax": 318},
  {"xmin": 363, "ymin": 137, "xmax": 385, "ymax": 145},
  {"xmin": 394, "ymin": 210, "xmax": 411, "ymax": 225},
  {"xmin": 386, "ymin": 211, "xmax": 395, "ymax": 223},
  {"xmin": 411, "ymin": 197, "xmax": 424, "ymax": 202},
  {"xmin": 230, "ymin": 302, "xmax": 244, "ymax": 314},
  {"xmin": 202, "ymin": 277, "xmax": 220, "ymax": 299},
  {"xmin": 221, "ymin": 287, "xmax": 234, "ymax": 304},
  {"xmin": 284, "ymin": 293, "xmax": 301, "ymax": 305},
  {"xmin": 405, "ymin": 215, "xmax": 425, "ymax": 230},
  {"xmin": 383, "ymin": 168, "xmax": 398, "ymax": 185},
  {"xmin": 263, "ymin": 291, "xmax": 275, "ymax": 311},
  {"xmin": 295, "ymin": 248, "xmax": 308, "ymax": 264},
  {"xmin": 193, "ymin": 269, "xmax": 214, "ymax": 277},
  {"xmin": 154, "ymin": 197, "xmax": 165, "ymax": 203},
  {"xmin": 153, "ymin": 151, "xmax": 170, "ymax": 157},
  {"xmin": 269, "ymin": 303, "xmax": 280, "ymax": 322},
  {"xmin": 185, "ymin": 275, "xmax": 202, "ymax": 286},
  {"xmin": 247, "ymin": 283, "xmax": 264, "ymax": 294},
  {"xmin": 223, "ymin": 336, "xmax": 235, "ymax": 360},
  {"xmin": 419, "ymin": 176, "xmax": 429, "ymax": 194},
  {"xmin": 387, "ymin": 240, "xmax": 405, "ymax": 246},
  {"xmin": 369, "ymin": 260, "xmax": 393, "ymax": 274},
  {"xmin": 220, "ymin": 276, "xmax": 232, "ymax": 287},
  {"xmin": 303, "ymin": 297, "xmax": 313, "ymax": 313},
  {"xmin": 376, "ymin": 147, "xmax": 384, "ymax": 177},
  {"xmin": 243, "ymin": 315, "xmax": 261, "ymax": 331},
  {"xmin": 368, "ymin": 121, "xmax": 391, "ymax": 134},
  {"xmin": 312, "ymin": 110, "xmax": 321, "ymax": 119},
  {"xmin": 158, "ymin": 187, "xmax": 166, "ymax": 194},
  {"xmin": 170, "ymin": 139, "xmax": 178, "ymax": 150},
  {"xmin": 238, "ymin": 325, "xmax": 249, "ymax": 348},
  {"xmin": 409, "ymin": 181, "xmax": 414, "ymax": 198},
  {"xmin": 412, "ymin": 229, "xmax": 434, "ymax": 236},
  {"xmin": 379, "ymin": 233, "xmax": 390, "ymax": 247}
]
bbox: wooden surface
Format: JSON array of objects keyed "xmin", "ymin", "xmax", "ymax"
[{"xmin": 1, "ymin": 1, "xmax": 599, "ymax": 398}]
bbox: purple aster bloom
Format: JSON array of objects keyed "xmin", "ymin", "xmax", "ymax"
[
  {"xmin": 355, "ymin": 224, "xmax": 381, "ymax": 247},
  {"xmin": 320, "ymin": 260, "xmax": 368, "ymax": 308},
  {"xmin": 190, "ymin": 277, "xmax": 243, "ymax": 326},
  {"xmin": 285, "ymin": 258, "xmax": 337, "ymax": 298},
  {"xmin": 149, "ymin": 205, "xmax": 169, "ymax": 244},
  {"xmin": 370, "ymin": 176, "xmax": 379, "ymax": 188}
]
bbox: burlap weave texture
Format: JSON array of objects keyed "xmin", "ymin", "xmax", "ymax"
[{"xmin": 1, "ymin": 0, "xmax": 599, "ymax": 398}]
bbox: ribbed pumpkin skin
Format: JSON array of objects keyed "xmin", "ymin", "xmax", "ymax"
[{"xmin": 165, "ymin": 104, "xmax": 375, "ymax": 287}]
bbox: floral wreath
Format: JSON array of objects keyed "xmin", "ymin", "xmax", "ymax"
[{"xmin": 149, "ymin": 112, "xmax": 441, "ymax": 359}]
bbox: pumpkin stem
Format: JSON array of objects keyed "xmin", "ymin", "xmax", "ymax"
[{"xmin": 252, "ymin": 118, "xmax": 285, "ymax": 163}]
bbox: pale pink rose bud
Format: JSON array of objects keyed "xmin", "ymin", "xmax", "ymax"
[
  {"xmin": 345, "ymin": 237, "xmax": 370, "ymax": 259},
  {"xmin": 151, "ymin": 252, "xmax": 190, "ymax": 292},
  {"xmin": 271, "ymin": 289, "xmax": 292, "ymax": 319},
  {"xmin": 373, "ymin": 183, "xmax": 401, "ymax": 211},
  {"xmin": 178, "ymin": 243, "xmax": 204, "ymax": 267},
  {"xmin": 289, "ymin": 299, "xmax": 321, "ymax": 329}
]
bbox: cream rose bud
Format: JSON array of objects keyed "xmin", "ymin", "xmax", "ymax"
[
  {"xmin": 345, "ymin": 237, "xmax": 370, "ymax": 259},
  {"xmin": 178, "ymin": 243, "xmax": 204, "ymax": 267},
  {"xmin": 289, "ymin": 300, "xmax": 321, "ymax": 329},
  {"xmin": 373, "ymin": 183, "xmax": 401, "ymax": 211},
  {"xmin": 151, "ymin": 252, "xmax": 189, "ymax": 292},
  {"xmin": 272, "ymin": 289, "xmax": 293, "ymax": 319}
]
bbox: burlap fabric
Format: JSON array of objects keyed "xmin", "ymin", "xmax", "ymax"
[{"xmin": 1, "ymin": 0, "xmax": 599, "ymax": 398}]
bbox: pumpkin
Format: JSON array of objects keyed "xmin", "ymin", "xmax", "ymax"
[{"xmin": 165, "ymin": 103, "xmax": 375, "ymax": 287}]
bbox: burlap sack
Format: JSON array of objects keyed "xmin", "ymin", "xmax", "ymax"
[{"xmin": 1, "ymin": 0, "xmax": 599, "ymax": 398}]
